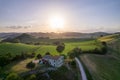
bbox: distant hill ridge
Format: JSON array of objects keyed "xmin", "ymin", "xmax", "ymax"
[{"xmin": 0, "ymin": 32, "xmax": 117, "ymax": 43}]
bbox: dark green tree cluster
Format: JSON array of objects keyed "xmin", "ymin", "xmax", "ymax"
[
  {"xmin": 36, "ymin": 54, "xmax": 42, "ymax": 59},
  {"xmin": 0, "ymin": 52, "xmax": 36, "ymax": 67},
  {"xmin": 26, "ymin": 61, "xmax": 35, "ymax": 71},
  {"xmin": 56, "ymin": 43, "xmax": 65, "ymax": 54},
  {"xmin": 68, "ymin": 47, "xmax": 82, "ymax": 59}
]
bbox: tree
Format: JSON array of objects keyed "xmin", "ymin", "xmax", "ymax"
[
  {"xmin": 101, "ymin": 41, "xmax": 108, "ymax": 54},
  {"xmin": 53, "ymin": 41, "xmax": 61, "ymax": 45},
  {"xmin": 36, "ymin": 54, "xmax": 42, "ymax": 59},
  {"xmin": 5, "ymin": 53, "xmax": 12, "ymax": 61},
  {"xmin": 101, "ymin": 46, "xmax": 108, "ymax": 54},
  {"xmin": 13, "ymin": 39, "xmax": 20, "ymax": 43},
  {"xmin": 101, "ymin": 41, "xmax": 107, "ymax": 47},
  {"xmin": 68, "ymin": 47, "xmax": 82, "ymax": 59},
  {"xmin": 100, "ymin": 35, "xmax": 104, "ymax": 37},
  {"xmin": 45, "ymin": 52, "xmax": 51, "ymax": 55},
  {"xmin": 56, "ymin": 44, "xmax": 65, "ymax": 54},
  {"xmin": 31, "ymin": 52, "xmax": 35, "ymax": 58},
  {"xmin": 6, "ymin": 73, "xmax": 22, "ymax": 80},
  {"xmin": 26, "ymin": 62, "xmax": 35, "ymax": 70},
  {"xmin": 60, "ymin": 54, "xmax": 67, "ymax": 59},
  {"xmin": 21, "ymin": 52, "xmax": 27, "ymax": 59},
  {"xmin": 25, "ymin": 74, "xmax": 36, "ymax": 80},
  {"xmin": 0, "ymin": 56, "xmax": 9, "ymax": 67},
  {"xmin": 0, "ymin": 67, "xmax": 2, "ymax": 74}
]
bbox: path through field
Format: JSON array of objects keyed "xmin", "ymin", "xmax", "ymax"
[{"xmin": 75, "ymin": 57, "xmax": 87, "ymax": 80}]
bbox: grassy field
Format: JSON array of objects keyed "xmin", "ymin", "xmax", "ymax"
[
  {"xmin": 0, "ymin": 43, "xmax": 37, "ymax": 56},
  {"xmin": 0, "ymin": 40, "xmax": 102, "ymax": 56},
  {"xmin": 35, "ymin": 40, "xmax": 101, "ymax": 55},
  {"xmin": 80, "ymin": 34, "xmax": 120, "ymax": 80},
  {"xmin": 98, "ymin": 34, "xmax": 119, "ymax": 42},
  {"xmin": 0, "ymin": 39, "xmax": 102, "ymax": 75},
  {"xmin": 3, "ymin": 58, "xmax": 33, "ymax": 73},
  {"xmin": 80, "ymin": 54, "xmax": 120, "ymax": 80}
]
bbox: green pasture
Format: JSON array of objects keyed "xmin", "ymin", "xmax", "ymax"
[{"xmin": 0, "ymin": 43, "xmax": 37, "ymax": 56}]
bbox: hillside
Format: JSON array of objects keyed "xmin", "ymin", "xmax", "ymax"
[
  {"xmin": 98, "ymin": 34, "xmax": 120, "ymax": 42},
  {"xmin": 0, "ymin": 39, "xmax": 102, "ymax": 56},
  {"xmin": 0, "ymin": 43, "xmax": 37, "ymax": 56},
  {"xmin": 0, "ymin": 33, "xmax": 21, "ymax": 39},
  {"xmin": 80, "ymin": 34, "xmax": 120, "ymax": 80},
  {"xmin": 2, "ymin": 33, "xmax": 36, "ymax": 43}
]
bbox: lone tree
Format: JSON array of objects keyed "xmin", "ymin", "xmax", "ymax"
[
  {"xmin": 56, "ymin": 44, "xmax": 65, "ymax": 54},
  {"xmin": 68, "ymin": 47, "xmax": 82, "ymax": 59},
  {"xmin": 26, "ymin": 61, "xmax": 35, "ymax": 71}
]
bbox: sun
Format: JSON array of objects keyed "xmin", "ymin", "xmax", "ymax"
[{"xmin": 49, "ymin": 15, "xmax": 65, "ymax": 29}]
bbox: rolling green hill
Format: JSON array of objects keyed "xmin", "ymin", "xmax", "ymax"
[
  {"xmin": 0, "ymin": 39, "xmax": 102, "ymax": 56},
  {"xmin": 0, "ymin": 43, "xmax": 37, "ymax": 56},
  {"xmin": 98, "ymin": 34, "xmax": 120, "ymax": 42},
  {"xmin": 80, "ymin": 34, "xmax": 120, "ymax": 80}
]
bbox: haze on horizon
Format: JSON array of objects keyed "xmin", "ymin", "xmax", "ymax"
[{"xmin": 0, "ymin": 0, "xmax": 120, "ymax": 33}]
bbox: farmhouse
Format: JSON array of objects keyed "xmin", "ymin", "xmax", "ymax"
[{"xmin": 41, "ymin": 55, "xmax": 64, "ymax": 67}]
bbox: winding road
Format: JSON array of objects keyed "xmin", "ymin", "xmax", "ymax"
[{"xmin": 75, "ymin": 57, "xmax": 87, "ymax": 80}]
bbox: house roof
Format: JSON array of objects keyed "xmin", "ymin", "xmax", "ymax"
[{"xmin": 43, "ymin": 55, "xmax": 63, "ymax": 60}]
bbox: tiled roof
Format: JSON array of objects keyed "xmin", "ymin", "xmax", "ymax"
[{"xmin": 43, "ymin": 55, "xmax": 62, "ymax": 60}]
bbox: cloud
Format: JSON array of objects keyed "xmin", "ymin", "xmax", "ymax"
[{"xmin": 5, "ymin": 25, "xmax": 32, "ymax": 29}]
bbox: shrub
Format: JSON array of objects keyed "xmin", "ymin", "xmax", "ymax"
[
  {"xmin": 6, "ymin": 73, "xmax": 22, "ymax": 80},
  {"xmin": 26, "ymin": 62, "xmax": 35, "ymax": 70}
]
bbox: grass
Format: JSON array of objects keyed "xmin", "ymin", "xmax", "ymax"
[
  {"xmin": 3, "ymin": 58, "xmax": 33, "ymax": 73},
  {"xmin": 0, "ymin": 39, "xmax": 102, "ymax": 56},
  {"xmin": 98, "ymin": 34, "xmax": 119, "ymax": 42},
  {"xmin": 80, "ymin": 54, "xmax": 120, "ymax": 80},
  {"xmin": 0, "ymin": 43, "xmax": 37, "ymax": 56},
  {"xmin": 35, "ymin": 40, "xmax": 101, "ymax": 55},
  {"xmin": 0, "ymin": 39, "xmax": 102, "ymax": 77},
  {"xmin": 80, "ymin": 34, "xmax": 120, "ymax": 80}
]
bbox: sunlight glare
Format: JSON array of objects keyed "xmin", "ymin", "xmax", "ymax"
[{"xmin": 49, "ymin": 15, "xmax": 65, "ymax": 29}]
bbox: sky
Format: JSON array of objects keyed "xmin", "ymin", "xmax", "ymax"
[{"xmin": 0, "ymin": 0, "xmax": 120, "ymax": 33}]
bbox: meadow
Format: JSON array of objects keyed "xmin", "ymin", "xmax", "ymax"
[
  {"xmin": 0, "ymin": 43, "xmax": 37, "ymax": 56},
  {"xmin": 80, "ymin": 34, "xmax": 120, "ymax": 80},
  {"xmin": 0, "ymin": 39, "xmax": 102, "ymax": 56},
  {"xmin": 0, "ymin": 34, "xmax": 119, "ymax": 80},
  {"xmin": 0, "ymin": 39, "xmax": 101, "ymax": 75}
]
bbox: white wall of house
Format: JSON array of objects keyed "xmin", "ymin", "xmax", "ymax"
[
  {"xmin": 48, "ymin": 56, "xmax": 64, "ymax": 67},
  {"xmin": 41, "ymin": 55, "xmax": 64, "ymax": 67}
]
